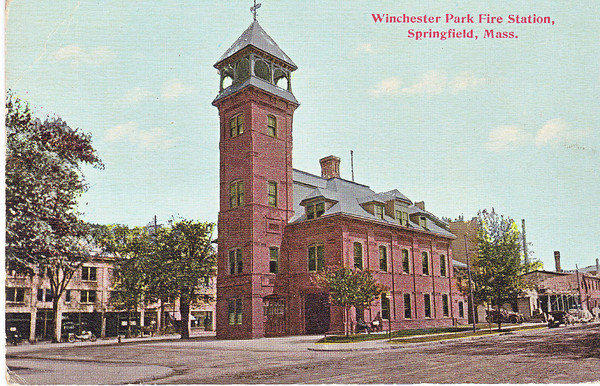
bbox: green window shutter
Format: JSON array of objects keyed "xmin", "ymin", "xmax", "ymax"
[
  {"xmin": 308, "ymin": 246, "xmax": 316, "ymax": 271},
  {"xmin": 317, "ymin": 245, "xmax": 324, "ymax": 271},
  {"xmin": 236, "ymin": 249, "xmax": 243, "ymax": 274},
  {"xmin": 229, "ymin": 250, "xmax": 236, "ymax": 274}
]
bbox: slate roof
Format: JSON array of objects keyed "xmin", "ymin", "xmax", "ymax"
[
  {"xmin": 291, "ymin": 169, "xmax": 455, "ymax": 239},
  {"xmin": 215, "ymin": 20, "xmax": 297, "ymax": 69}
]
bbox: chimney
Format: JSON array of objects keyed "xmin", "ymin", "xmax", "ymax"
[
  {"xmin": 319, "ymin": 155, "xmax": 340, "ymax": 179},
  {"xmin": 415, "ymin": 201, "xmax": 425, "ymax": 210},
  {"xmin": 554, "ymin": 251, "xmax": 562, "ymax": 272}
]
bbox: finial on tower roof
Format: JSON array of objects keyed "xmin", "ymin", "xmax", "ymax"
[{"xmin": 251, "ymin": 0, "xmax": 261, "ymax": 21}]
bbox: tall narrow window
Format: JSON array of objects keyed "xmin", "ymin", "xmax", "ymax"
[
  {"xmin": 424, "ymin": 294, "xmax": 431, "ymax": 318},
  {"xmin": 375, "ymin": 204, "xmax": 384, "ymax": 219},
  {"xmin": 230, "ymin": 114, "xmax": 244, "ymax": 137},
  {"xmin": 402, "ymin": 249, "xmax": 410, "ymax": 273},
  {"xmin": 65, "ymin": 289, "xmax": 71, "ymax": 303},
  {"xmin": 381, "ymin": 293, "xmax": 390, "ymax": 319},
  {"xmin": 45, "ymin": 288, "xmax": 54, "ymax": 302},
  {"xmin": 268, "ymin": 181, "xmax": 277, "ymax": 207},
  {"xmin": 440, "ymin": 255, "xmax": 447, "ymax": 277},
  {"xmin": 229, "ymin": 248, "xmax": 243, "ymax": 274},
  {"xmin": 267, "ymin": 115, "xmax": 277, "ymax": 137},
  {"xmin": 230, "ymin": 180, "xmax": 245, "ymax": 208},
  {"xmin": 422, "ymin": 252, "xmax": 430, "ymax": 275},
  {"xmin": 419, "ymin": 216, "xmax": 427, "ymax": 228},
  {"xmin": 442, "ymin": 294, "xmax": 449, "ymax": 317},
  {"xmin": 269, "ymin": 247, "xmax": 279, "ymax": 274},
  {"xmin": 379, "ymin": 245, "xmax": 388, "ymax": 272},
  {"xmin": 458, "ymin": 301, "xmax": 464, "ymax": 318},
  {"xmin": 404, "ymin": 293, "xmax": 412, "ymax": 319},
  {"xmin": 353, "ymin": 242, "xmax": 363, "ymax": 270},
  {"xmin": 228, "ymin": 298, "xmax": 243, "ymax": 325},
  {"xmin": 308, "ymin": 245, "xmax": 324, "ymax": 272}
]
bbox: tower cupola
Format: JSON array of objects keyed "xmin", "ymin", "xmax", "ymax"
[{"xmin": 213, "ymin": 20, "xmax": 298, "ymax": 105}]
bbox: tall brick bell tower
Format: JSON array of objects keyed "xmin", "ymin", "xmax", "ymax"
[{"xmin": 212, "ymin": 16, "xmax": 299, "ymax": 339}]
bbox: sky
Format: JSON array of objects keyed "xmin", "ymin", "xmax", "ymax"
[{"xmin": 6, "ymin": 0, "xmax": 600, "ymax": 271}]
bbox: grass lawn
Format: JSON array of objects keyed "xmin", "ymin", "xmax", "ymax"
[
  {"xmin": 389, "ymin": 324, "xmax": 545, "ymax": 344},
  {"xmin": 317, "ymin": 323, "xmax": 545, "ymax": 344}
]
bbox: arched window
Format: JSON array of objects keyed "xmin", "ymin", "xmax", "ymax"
[
  {"xmin": 235, "ymin": 58, "xmax": 250, "ymax": 83},
  {"xmin": 254, "ymin": 60, "xmax": 271, "ymax": 82}
]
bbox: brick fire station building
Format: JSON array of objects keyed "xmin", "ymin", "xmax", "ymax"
[{"xmin": 213, "ymin": 20, "xmax": 466, "ymax": 339}]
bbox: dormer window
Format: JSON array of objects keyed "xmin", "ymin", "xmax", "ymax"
[
  {"xmin": 419, "ymin": 216, "xmax": 427, "ymax": 228},
  {"xmin": 230, "ymin": 114, "xmax": 244, "ymax": 137},
  {"xmin": 307, "ymin": 202, "xmax": 325, "ymax": 219},
  {"xmin": 375, "ymin": 204, "xmax": 384, "ymax": 219},
  {"xmin": 396, "ymin": 210, "xmax": 409, "ymax": 226}
]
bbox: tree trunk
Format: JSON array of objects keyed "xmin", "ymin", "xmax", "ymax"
[
  {"xmin": 344, "ymin": 307, "xmax": 349, "ymax": 336},
  {"xmin": 180, "ymin": 300, "xmax": 190, "ymax": 339},
  {"xmin": 127, "ymin": 310, "xmax": 132, "ymax": 338},
  {"xmin": 52, "ymin": 298, "xmax": 61, "ymax": 343}
]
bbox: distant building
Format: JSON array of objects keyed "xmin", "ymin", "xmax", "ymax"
[
  {"xmin": 5, "ymin": 246, "xmax": 216, "ymax": 341},
  {"xmin": 213, "ymin": 19, "xmax": 466, "ymax": 339},
  {"xmin": 519, "ymin": 254, "xmax": 600, "ymax": 317},
  {"xmin": 448, "ymin": 220, "xmax": 600, "ymax": 320}
]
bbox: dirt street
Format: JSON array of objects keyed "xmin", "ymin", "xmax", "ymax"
[{"xmin": 6, "ymin": 324, "xmax": 599, "ymax": 384}]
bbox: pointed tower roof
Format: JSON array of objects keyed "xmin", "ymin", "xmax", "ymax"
[{"xmin": 214, "ymin": 20, "xmax": 297, "ymax": 70}]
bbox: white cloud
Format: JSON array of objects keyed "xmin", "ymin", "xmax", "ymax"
[
  {"xmin": 485, "ymin": 119, "xmax": 595, "ymax": 152},
  {"xmin": 402, "ymin": 70, "xmax": 447, "ymax": 95},
  {"xmin": 119, "ymin": 87, "xmax": 153, "ymax": 104},
  {"xmin": 162, "ymin": 79, "xmax": 194, "ymax": 99},
  {"xmin": 55, "ymin": 45, "xmax": 84, "ymax": 61},
  {"xmin": 353, "ymin": 43, "xmax": 374, "ymax": 54},
  {"xmin": 449, "ymin": 72, "xmax": 488, "ymax": 93},
  {"xmin": 485, "ymin": 125, "xmax": 532, "ymax": 152},
  {"xmin": 535, "ymin": 118, "xmax": 591, "ymax": 146},
  {"xmin": 55, "ymin": 45, "xmax": 115, "ymax": 65},
  {"xmin": 369, "ymin": 77, "xmax": 401, "ymax": 96},
  {"xmin": 372, "ymin": 71, "xmax": 488, "ymax": 97},
  {"xmin": 106, "ymin": 122, "xmax": 178, "ymax": 150}
]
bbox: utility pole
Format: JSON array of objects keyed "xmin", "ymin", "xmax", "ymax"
[
  {"xmin": 350, "ymin": 150, "xmax": 355, "ymax": 182},
  {"xmin": 465, "ymin": 235, "xmax": 476, "ymax": 332},
  {"xmin": 576, "ymin": 264, "xmax": 584, "ymax": 310},
  {"xmin": 521, "ymin": 219, "xmax": 529, "ymax": 272}
]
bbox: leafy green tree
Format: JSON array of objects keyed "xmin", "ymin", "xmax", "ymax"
[
  {"xmin": 97, "ymin": 225, "xmax": 154, "ymax": 337},
  {"xmin": 317, "ymin": 267, "xmax": 387, "ymax": 335},
  {"xmin": 153, "ymin": 220, "xmax": 216, "ymax": 339},
  {"xmin": 6, "ymin": 93, "xmax": 103, "ymax": 342},
  {"xmin": 97, "ymin": 220, "xmax": 216, "ymax": 339},
  {"xmin": 471, "ymin": 209, "xmax": 537, "ymax": 330}
]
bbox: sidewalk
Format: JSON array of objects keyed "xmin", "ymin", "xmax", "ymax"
[
  {"xmin": 5, "ymin": 330, "xmax": 216, "ymax": 355},
  {"xmin": 308, "ymin": 322, "xmax": 548, "ymax": 352}
]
